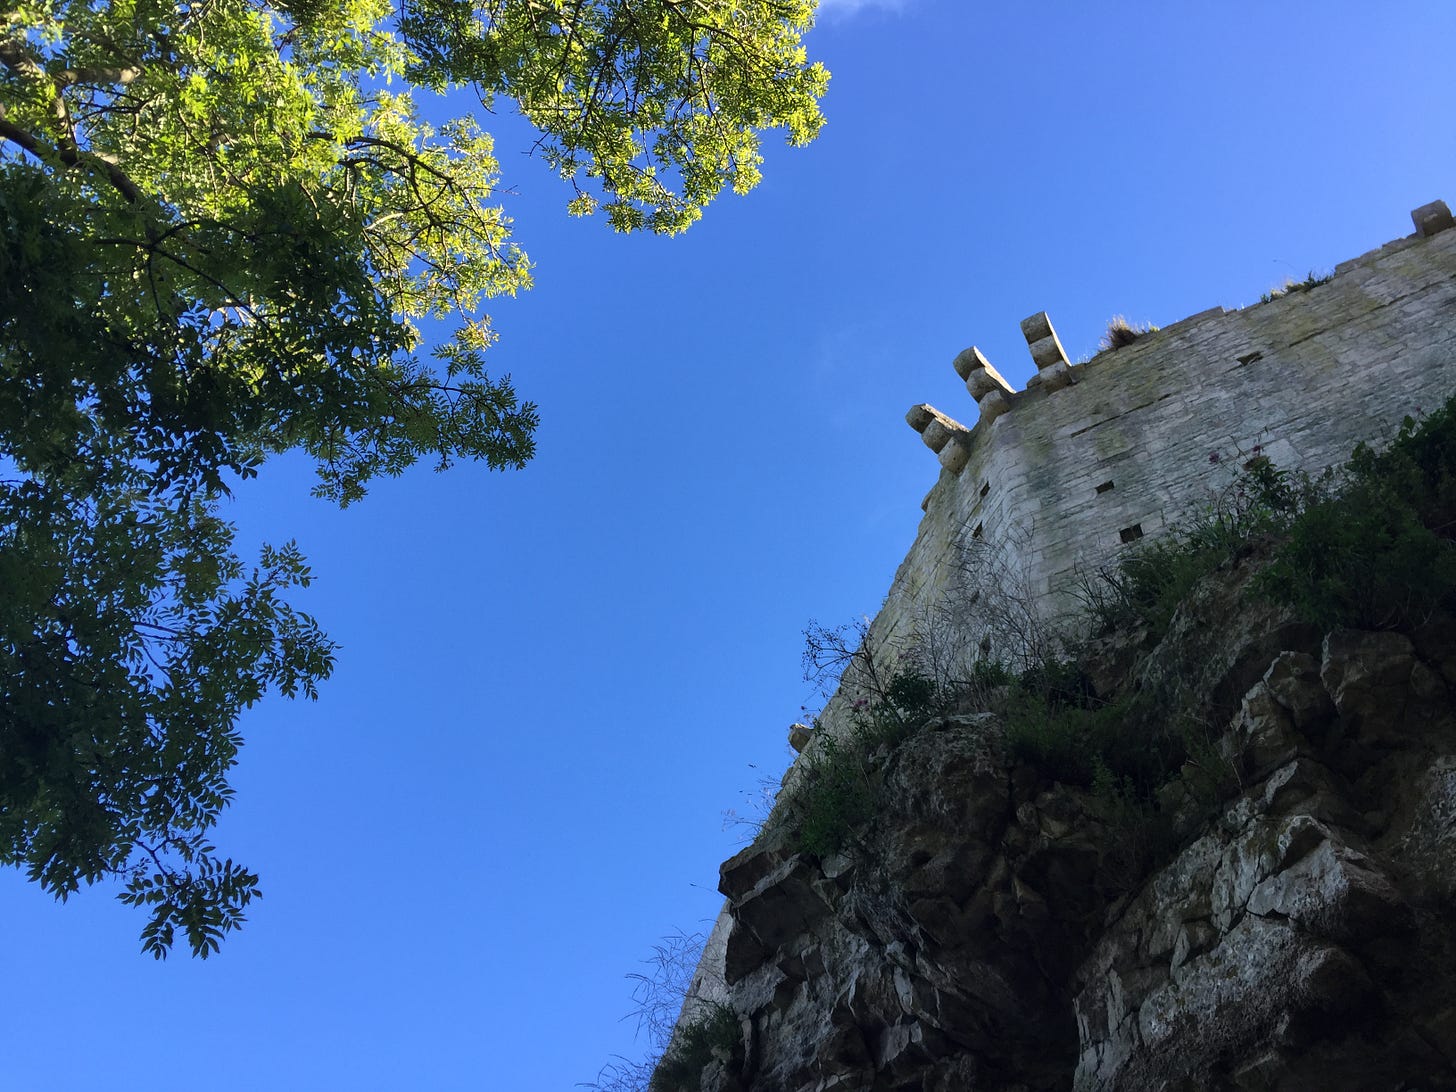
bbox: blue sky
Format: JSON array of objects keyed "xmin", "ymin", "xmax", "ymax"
[{"xmin": 4, "ymin": 3, "xmax": 1456, "ymax": 1089}]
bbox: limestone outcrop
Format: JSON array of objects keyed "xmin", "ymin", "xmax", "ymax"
[{"xmin": 683, "ymin": 567, "xmax": 1456, "ymax": 1090}]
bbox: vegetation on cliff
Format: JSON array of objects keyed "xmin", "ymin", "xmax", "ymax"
[{"xmin": 781, "ymin": 393, "xmax": 1456, "ymax": 876}]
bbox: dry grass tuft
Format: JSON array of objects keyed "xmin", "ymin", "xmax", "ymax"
[{"xmin": 1100, "ymin": 315, "xmax": 1157, "ymax": 352}]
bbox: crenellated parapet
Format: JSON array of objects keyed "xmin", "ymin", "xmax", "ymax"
[
  {"xmin": 906, "ymin": 199, "xmax": 1456, "ymax": 491},
  {"xmin": 905, "ymin": 309, "xmax": 1082, "ymax": 474}
]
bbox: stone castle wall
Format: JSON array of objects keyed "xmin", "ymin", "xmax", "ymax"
[
  {"xmin": 677, "ymin": 199, "xmax": 1456, "ymax": 1034},
  {"xmin": 883, "ymin": 200, "xmax": 1456, "ymax": 669}
]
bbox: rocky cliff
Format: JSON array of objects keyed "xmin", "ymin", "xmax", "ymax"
[
  {"xmin": 672, "ymin": 540, "xmax": 1456, "ymax": 1090},
  {"xmin": 641, "ymin": 210, "xmax": 1456, "ymax": 1092}
]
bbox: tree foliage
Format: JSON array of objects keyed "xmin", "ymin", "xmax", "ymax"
[{"xmin": 0, "ymin": 0, "xmax": 826, "ymax": 954}]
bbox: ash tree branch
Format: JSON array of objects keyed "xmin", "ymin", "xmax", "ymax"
[{"xmin": 0, "ymin": 112, "xmax": 142, "ymax": 203}]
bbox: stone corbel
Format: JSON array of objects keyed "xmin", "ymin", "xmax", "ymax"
[
  {"xmin": 906, "ymin": 403, "xmax": 973, "ymax": 475},
  {"xmin": 952, "ymin": 346, "xmax": 1015, "ymax": 423},
  {"xmin": 1021, "ymin": 311, "xmax": 1073, "ymax": 392}
]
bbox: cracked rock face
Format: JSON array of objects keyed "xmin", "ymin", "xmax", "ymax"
[{"xmin": 695, "ymin": 612, "xmax": 1456, "ymax": 1091}]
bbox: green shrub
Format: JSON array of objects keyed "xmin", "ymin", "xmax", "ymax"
[
  {"xmin": 885, "ymin": 669, "xmax": 938, "ymax": 715},
  {"xmin": 1114, "ymin": 535, "xmax": 1220, "ymax": 636},
  {"xmin": 1175, "ymin": 713, "xmax": 1241, "ymax": 806},
  {"xmin": 1253, "ymin": 401, "xmax": 1456, "ymax": 629},
  {"xmin": 1005, "ymin": 686, "xmax": 1196, "ymax": 892},
  {"xmin": 1350, "ymin": 399, "xmax": 1456, "ymax": 534},
  {"xmin": 1004, "ymin": 687, "xmax": 1170, "ymax": 793},
  {"xmin": 650, "ymin": 1003, "xmax": 740, "ymax": 1092},
  {"xmin": 793, "ymin": 732, "xmax": 877, "ymax": 859},
  {"xmin": 969, "ymin": 659, "xmax": 1015, "ymax": 690},
  {"xmin": 1003, "ymin": 692, "xmax": 1101, "ymax": 786},
  {"xmin": 790, "ymin": 668, "xmax": 946, "ymax": 858},
  {"xmin": 1255, "ymin": 486, "xmax": 1453, "ymax": 629},
  {"xmin": 1016, "ymin": 657, "xmax": 1094, "ymax": 709},
  {"xmin": 1087, "ymin": 758, "xmax": 1183, "ymax": 887},
  {"xmin": 1082, "ymin": 452, "xmax": 1320, "ymax": 641}
]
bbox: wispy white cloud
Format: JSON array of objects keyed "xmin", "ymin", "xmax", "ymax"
[{"xmin": 815, "ymin": 0, "xmax": 910, "ymax": 19}]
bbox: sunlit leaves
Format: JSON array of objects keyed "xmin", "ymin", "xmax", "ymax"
[
  {"xmin": 3, "ymin": 0, "xmax": 536, "ymax": 502},
  {"xmin": 0, "ymin": 0, "xmax": 823, "ymax": 953},
  {"xmin": 401, "ymin": 0, "xmax": 829, "ymax": 234}
]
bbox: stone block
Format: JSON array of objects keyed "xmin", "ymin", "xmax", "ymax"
[
  {"xmin": 906, "ymin": 404, "xmax": 970, "ymax": 457},
  {"xmin": 1411, "ymin": 199, "xmax": 1454, "ymax": 238},
  {"xmin": 1028, "ymin": 336, "xmax": 1067, "ymax": 372},
  {"xmin": 905, "ymin": 403, "xmax": 935, "ymax": 434},
  {"xmin": 1020, "ymin": 311, "xmax": 1055, "ymax": 343},
  {"xmin": 1035, "ymin": 357, "xmax": 1073, "ymax": 391},
  {"xmin": 951, "ymin": 345, "xmax": 991, "ymax": 381},
  {"xmin": 1021, "ymin": 311, "xmax": 1071, "ymax": 375},
  {"xmin": 937, "ymin": 435, "xmax": 972, "ymax": 475},
  {"xmin": 975, "ymin": 388, "xmax": 1012, "ymax": 423},
  {"xmin": 965, "ymin": 362, "xmax": 1015, "ymax": 402},
  {"xmin": 921, "ymin": 418, "xmax": 955, "ymax": 454}
]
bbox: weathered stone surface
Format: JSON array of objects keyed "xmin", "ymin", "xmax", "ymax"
[
  {"xmin": 1320, "ymin": 628, "xmax": 1416, "ymax": 741},
  {"xmin": 1412, "ymin": 198, "xmax": 1455, "ymax": 237},
  {"xmin": 668, "ymin": 588, "xmax": 1456, "ymax": 1092},
  {"xmin": 1245, "ymin": 828, "xmax": 1409, "ymax": 941},
  {"xmin": 788, "ymin": 722, "xmax": 814, "ymax": 753},
  {"xmin": 938, "ymin": 434, "xmax": 973, "ymax": 475},
  {"xmin": 1228, "ymin": 680, "xmax": 1300, "ymax": 776},
  {"xmin": 1261, "ymin": 650, "xmax": 1335, "ymax": 732},
  {"xmin": 965, "ymin": 367, "xmax": 1011, "ymax": 403}
]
